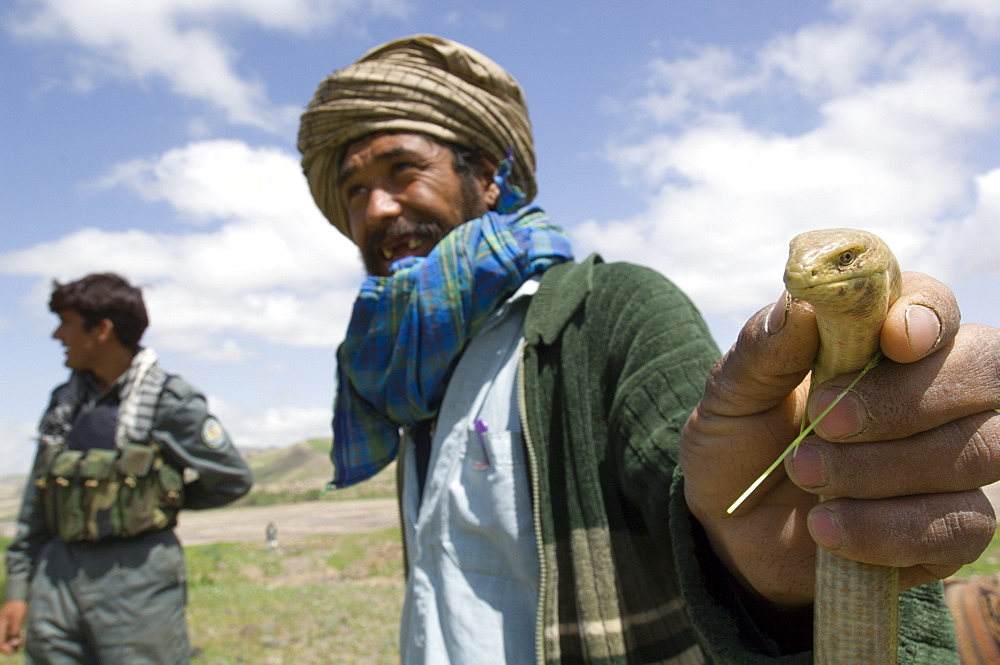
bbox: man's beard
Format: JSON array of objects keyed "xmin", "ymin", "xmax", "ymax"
[
  {"xmin": 360, "ymin": 219, "xmax": 448, "ymax": 276},
  {"xmin": 359, "ymin": 174, "xmax": 487, "ymax": 276}
]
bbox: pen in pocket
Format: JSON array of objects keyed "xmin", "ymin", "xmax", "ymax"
[{"xmin": 473, "ymin": 419, "xmax": 490, "ymax": 469}]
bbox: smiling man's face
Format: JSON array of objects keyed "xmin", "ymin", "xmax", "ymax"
[
  {"xmin": 338, "ymin": 133, "xmax": 496, "ymax": 276},
  {"xmin": 51, "ymin": 309, "xmax": 107, "ymax": 372}
]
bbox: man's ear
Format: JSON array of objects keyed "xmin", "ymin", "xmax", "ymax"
[
  {"xmin": 478, "ymin": 152, "xmax": 500, "ymax": 209},
  {"xmin": 94, "ymin": 318, "xmax": 116, "ymax": 344},
  {"xmin": 484, "ymin": 182, "xmax": 500, "ymax": 209}
]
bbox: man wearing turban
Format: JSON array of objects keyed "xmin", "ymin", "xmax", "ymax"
[{"xmin": 298, "ymin": 35, "xmax": 1000, "ymax": 664}]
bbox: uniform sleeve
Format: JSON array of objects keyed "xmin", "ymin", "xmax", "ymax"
[
  {"xmin": 4, "ymin": 445, "xmax": 51, "ymax": 602},
  {"xmin": 151, "ymin": 376, "xmax": 253, "ymax": 510},
  {"xmin": 3, "ymin": 387, "xmax": 62, "ymax": 603}
]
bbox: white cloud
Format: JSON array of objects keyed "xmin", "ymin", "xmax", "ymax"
[
  {"xmin": 0, "ymin": 140, "xmax": 364, "ymax": 354},
  {"xmin": 209, "ymin": 398, "xmax": 333, "ymax": 451},
  {"xmin": 949, "ymin": 168, "xmax": 1000, "ymax": 277},
  {"xmin": 832, "ymin": 0, "xmax": 1000, "ymax": 37},
  {"xmin": 636, "ymin": 46, "xmax": 763, "ymax": 125},
  {"xmin": 93, "ymin": 139, "xmax": 363, "ymax": 290},
  {"xmin": 5, "ymin": 0, "xmax": 411, "ymax": 133},
  {"xmin": 582, "ymin": 6, "xmax": 1000, "ymax": 316},
  {"xmin": 760, "ymin": 23, "xmax": 880, "ymax": 95},
  {"xmin": 97, "ymin": 140, "xmax": 315, "ymax": 226}
]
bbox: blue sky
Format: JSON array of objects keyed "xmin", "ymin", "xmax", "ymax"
[{"xmin": 2, "ymin": 0, "xmax": 999, "ymax": 478}]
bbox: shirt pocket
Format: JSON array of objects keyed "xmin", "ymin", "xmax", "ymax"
[
  {"xmin": 444, "ymin": 429, "xmax": 536, "ymax": 578},
  {"xmin": 467, "ymin": 426, "xmax": 522, "ymax": 468}
]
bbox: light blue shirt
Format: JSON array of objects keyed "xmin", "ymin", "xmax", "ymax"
[{"xmin": 399, "ymin": 279, "xmax": 540, "ymax": 665}]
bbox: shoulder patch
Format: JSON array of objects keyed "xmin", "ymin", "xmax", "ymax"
[{"xmin": 200, "ymin": 417, "xmax": 228, "ymax": 449}]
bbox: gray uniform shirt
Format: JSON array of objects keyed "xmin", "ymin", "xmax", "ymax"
[{"xmin": 4, "ymin": 370, "xmax": 253, "ymax": 602}]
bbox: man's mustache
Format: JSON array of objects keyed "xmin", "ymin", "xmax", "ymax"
[{"xmin": 364, "ymin": 220, "xmax": 444, "ymax": 258}]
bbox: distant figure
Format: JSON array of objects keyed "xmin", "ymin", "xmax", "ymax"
[
  {"xmin": 266, "ymin": 521, "xmax": 278, "ymax": 551},
  {"xmin": 0, "ymin": 272, "xmax": 253, "ymax": 663}
]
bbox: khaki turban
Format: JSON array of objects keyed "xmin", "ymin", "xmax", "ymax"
[{"xmin": 297, "ymin": 34, "xmax": 536, "ymax": 239}]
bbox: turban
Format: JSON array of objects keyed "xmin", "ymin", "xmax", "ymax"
[{"xmin": 297, "ymin": 34, "xmax": 536, "ymax": 239}]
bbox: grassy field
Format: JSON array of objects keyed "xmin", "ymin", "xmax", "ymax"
[
  {"xmin": 184, "ymin": 528, "xmax": 404, "ymax": 665},
  {"xmin": 0, "ymin": 442, "xmax": 410, "ymax": 664},
  {"xmin": 1, "ymin": 431, "xmax": 998, "ymax": 665},
  {"xmin": 0, "ymin": 526, "xmax": 405, "ymax": 665},
  {"xmin": 0, "ymin": 528, "xmax": 997, "ymax": 663}
]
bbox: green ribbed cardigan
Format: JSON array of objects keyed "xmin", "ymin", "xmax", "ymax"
[{"xmin": 518, "ymin": 254, "xmax": 957, "ymax": 664}]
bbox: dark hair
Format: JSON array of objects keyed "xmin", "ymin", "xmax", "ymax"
[
  {"xmin": 440, "ymin": 138, "xmax": 497, "ymax": 214},
  {"xmin": 49, "ymin": 273, "xmax": 149, "ymax": 350},
  {"xmin": 442, "ymin": 138, "xmax": 484, "ymax": 181}
]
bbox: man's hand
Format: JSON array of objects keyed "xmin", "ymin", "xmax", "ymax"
[
  {"xmin": 0, "ymin": 600, "xmax": 27, "ymax": 655},
  {"xmin": 681, "ymin": 271, "xmax": 1000, "ymax": 607}
]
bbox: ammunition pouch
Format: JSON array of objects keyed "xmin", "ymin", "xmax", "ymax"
[{"xmin": 37, "ymin": 444, "xmax": 184, "ymax": 542}]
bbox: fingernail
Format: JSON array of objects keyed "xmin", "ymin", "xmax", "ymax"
[
  {"xmin": 906, "ymin": 305, "xmax": 941, "ymax": 358},
  {"xmin": 809, "ymin": 508, "xmax": 843, "ymax": 550},
  {"xmin": 809, "ymin": 388, "xmax": 868, "ymax": 439},
  {"xmin": 766, "ymin": 292, "xmax": 789, "ymax": 335},
  {"xmin": 790, "ymin": 443, "xmax": 828, "ymax": 489}
]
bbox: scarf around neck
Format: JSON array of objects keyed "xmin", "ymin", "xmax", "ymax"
[
  {"xmin": 331, "ymin": 206, "xmax": 573, "ymax": 487},
  {"xmin": 38, "ymin": 348, "xmax": 167, "ymax": 453}
]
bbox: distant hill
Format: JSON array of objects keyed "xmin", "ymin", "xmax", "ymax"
[
  {"xmin": 239, "ymin": 437, "xmax": 396, "ymax": 504},
  {"xmin": 243, "ymin": 437, "xmax": 334, "ymax": 489}
]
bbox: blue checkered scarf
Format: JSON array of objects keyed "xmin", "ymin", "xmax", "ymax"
[{"xmin": 331, "ymin": 206, "xmax": 573, "ymax": 487}]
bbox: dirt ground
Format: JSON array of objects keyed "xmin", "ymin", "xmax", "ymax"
[
  {"xmin": 173, "ymin": 498, "xmax": 399, "ymax": 546},
  {"xmin": 0, "ymin": 498, "xmax": 399, "ymax": 546},
  {"xmin": 5, "ymin": 484, "xmax": 1000, "ymax": 547},
  {"xmin": 188, "ymin": 486, "xmax": 1000, "ymax": 548}
]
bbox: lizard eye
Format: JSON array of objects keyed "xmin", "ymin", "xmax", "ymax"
[{"xmin": 838, "ymin": 250, "xmax": 856, "ymax": 266}]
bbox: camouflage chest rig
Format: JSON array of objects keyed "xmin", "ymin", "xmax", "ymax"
[{"xmin": 35, "ymin": 351, "xmax": 184, "ymax": 543}]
